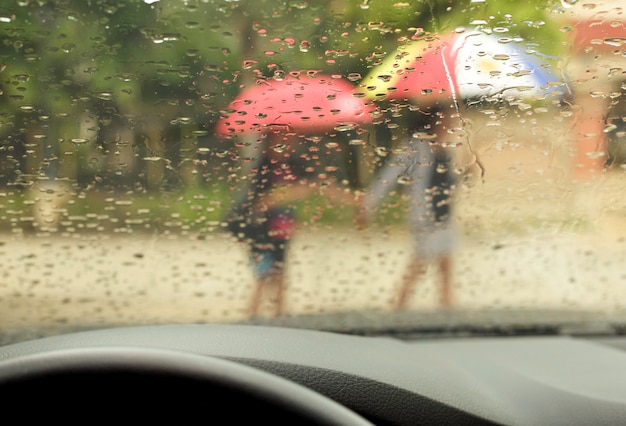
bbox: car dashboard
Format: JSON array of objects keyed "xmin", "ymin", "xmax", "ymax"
[{"xmin": 1, "ymin": 324, "xmax": 626, "ymax": 425}]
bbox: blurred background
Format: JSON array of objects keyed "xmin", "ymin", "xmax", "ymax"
[
  {"xmin": 0, "ymin": 0, "xmax": 594, "ymax": 233},
  {"xmin": 1, "ymin": 0, "xmax": 626, "ymax": 332}
]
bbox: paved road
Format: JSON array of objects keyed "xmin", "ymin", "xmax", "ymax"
[{"xmin": 1, "ymin": 217, "xmax": 625, "ymax": 332}]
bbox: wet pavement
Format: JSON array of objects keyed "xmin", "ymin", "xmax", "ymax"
[{"xmin": 0, "ymin": 207, "xmax": 625, "ymax": 336}]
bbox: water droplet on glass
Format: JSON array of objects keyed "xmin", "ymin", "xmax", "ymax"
[
  {"xmin": 272, "ymin": 144, "xmax": 287, "ymax": 153},
  {"xmin": 95, "ymin": 92, "xmax": 114, "ymax": 101},
  {"xmin": 0, "ymin": 13, "xmax": 14, "ymax": 23},
  {"xmin": 61, "ymin": 43, "xmax": 76, "ymax": 53},
  {"xmin": 375, "ymin": 147, "xmax": 389, "ymax": 156},
  {"xmin": 335, "ymin": 123, "xmax": 357, "ymax": 132},
  {"xmin": 13, "ymin": 74, "xmax": 30, "ymax": 82},
  {"xmin": 299, "ymin": 41, "xmax": 310, "ymax": 52},
  {"xmin": 289, "ymin": 1, "xmax": 309, "ymax": 9},
  {"xmin": 243, "ymin": 60, "xmax": 258, "ymax": 69},
  {"xmin": 397, "ymin": 175, "xmax": 413, "ymax": 185},
  {"xmin": 585, "ymin": 151, "xmax": 605, "ymax": 159}
]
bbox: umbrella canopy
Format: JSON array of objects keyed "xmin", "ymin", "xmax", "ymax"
[
  {"xmin": 360, "ymin": 31, "xmax": 565, "ymax": 105},
  {"xmin": 215, "ymin": 73, "xmax": 376, "ymax": 136}
]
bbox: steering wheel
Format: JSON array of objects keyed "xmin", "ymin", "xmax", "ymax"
[{"xmin": 0, "ymin": 346, "xmax": 372, "ymax": 425}]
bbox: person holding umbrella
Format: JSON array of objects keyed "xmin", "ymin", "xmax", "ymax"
[
  {"xmin": 226, "ymin": 130, "xmax": 311, "ymax": 318},
  {"xmin": 356, "ymin": 31, "xmax": 565, "ymax": 311},
  {"xmin": 218, "ymin": 73, "xmax": 376, "ymax": 318},
  {"xmin": 357, "ymin": 105, "xmax": 458, "ymax": 310}
]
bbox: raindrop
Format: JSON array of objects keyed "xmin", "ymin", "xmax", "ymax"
[
  {"xmin": 375, "ymin": 147, "xmax": 389, "ymax": 156},
  {"xmin": 299, "ymin": 41, "xmax": 310, "ymax": 52},
  {"xmin": 272, "ymin": 144, "xmax": 287, "ymax": 153},
  {"xmin": 335, "ymin": 123, "xmax": 358, "ymax": 132},
  {"xmin": 397, "ymin": 175, "xmax": 413, "ymax": 185},
  {"xmin": 512, "ymin": 70, "xmax": 532, "ymax": 77},
  {"xmin": 115, "ymin": 73, "xmax": 135, "ymax": 81},
  {"xmin": 71, "ymin": 138, "xmax": 89, "ymax": 145},
  {"xmin": 95, "ymin": 92, "xmax": 114, "ymax": 101},
  {"xmin": 604, "ymin": 124, "xmax": 618, "ymax": 133},
  {"xmin": 605, "ymin": 38, "xmax": 626, "ymax": 47},
  {"xmin": 61, "ymin": 43, "xmax": 76, "ymax": 53},
  {"xmin": 289, "ymin": 1, "xmax": 309, "ymax": 9},
  {"xmin": 13, "ymin": 74, "xmax": 30, "ymax": 82},
  {"xmin": 0, "ymin": 11, "xmax": 15, "ymax": 23},
  {"xmin": 243, "ymin": 60, "xmax": 258, "ymax": 69},
  {"xmin": 585, "ymin": 151, "xmax": 605, "ymax": 159}
]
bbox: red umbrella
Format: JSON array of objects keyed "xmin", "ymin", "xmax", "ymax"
[{"xmin": 215, "ymin": 73, "xmax": 376, "ymax": 136}]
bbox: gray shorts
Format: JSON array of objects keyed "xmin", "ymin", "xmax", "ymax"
[{"xmin": 411, "ymin": 220, "xmax": 457, "ymax": 260}]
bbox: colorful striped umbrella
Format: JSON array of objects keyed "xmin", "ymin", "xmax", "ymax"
[{"xmin": 360, "ymin": 31, "xmax": 565, "ymax": 105}]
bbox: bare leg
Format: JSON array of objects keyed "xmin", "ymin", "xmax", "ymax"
[
  {"xmin": 249, "ymin": 276, "xmax": 267, "ymax": 319},
  {"xmin": 270, "ymin": 268, "xmax": 286, "ymax": 317},
  {"xmin": 438, "ymin": 255, "xmax": 453, "ymax": 309},
  {"xmin": 394, "ymin": 256, "xmax": 426, "ymax": 311},
  {"xmin": 249, "ymin": 267, "xmax": 286, "ymax": 318}
]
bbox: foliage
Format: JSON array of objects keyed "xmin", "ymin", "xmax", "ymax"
[{"xmin": 0, "ymin": 0, "xmax": 567, "ymax": 200}]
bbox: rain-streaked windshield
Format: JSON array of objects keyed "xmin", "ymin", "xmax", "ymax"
[{"xmin": 1, "ymin": 0, "xmax": 624, "ymax": 340}]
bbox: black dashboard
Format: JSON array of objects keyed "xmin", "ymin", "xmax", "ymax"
[{"xmin": 1, "ymin": 324, "xmax": 626, "ymax": 425}]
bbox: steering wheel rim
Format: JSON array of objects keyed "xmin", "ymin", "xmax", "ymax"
[{"xmin": 0, "ymin": 346, "xmax": 372, "ymax": 425}]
